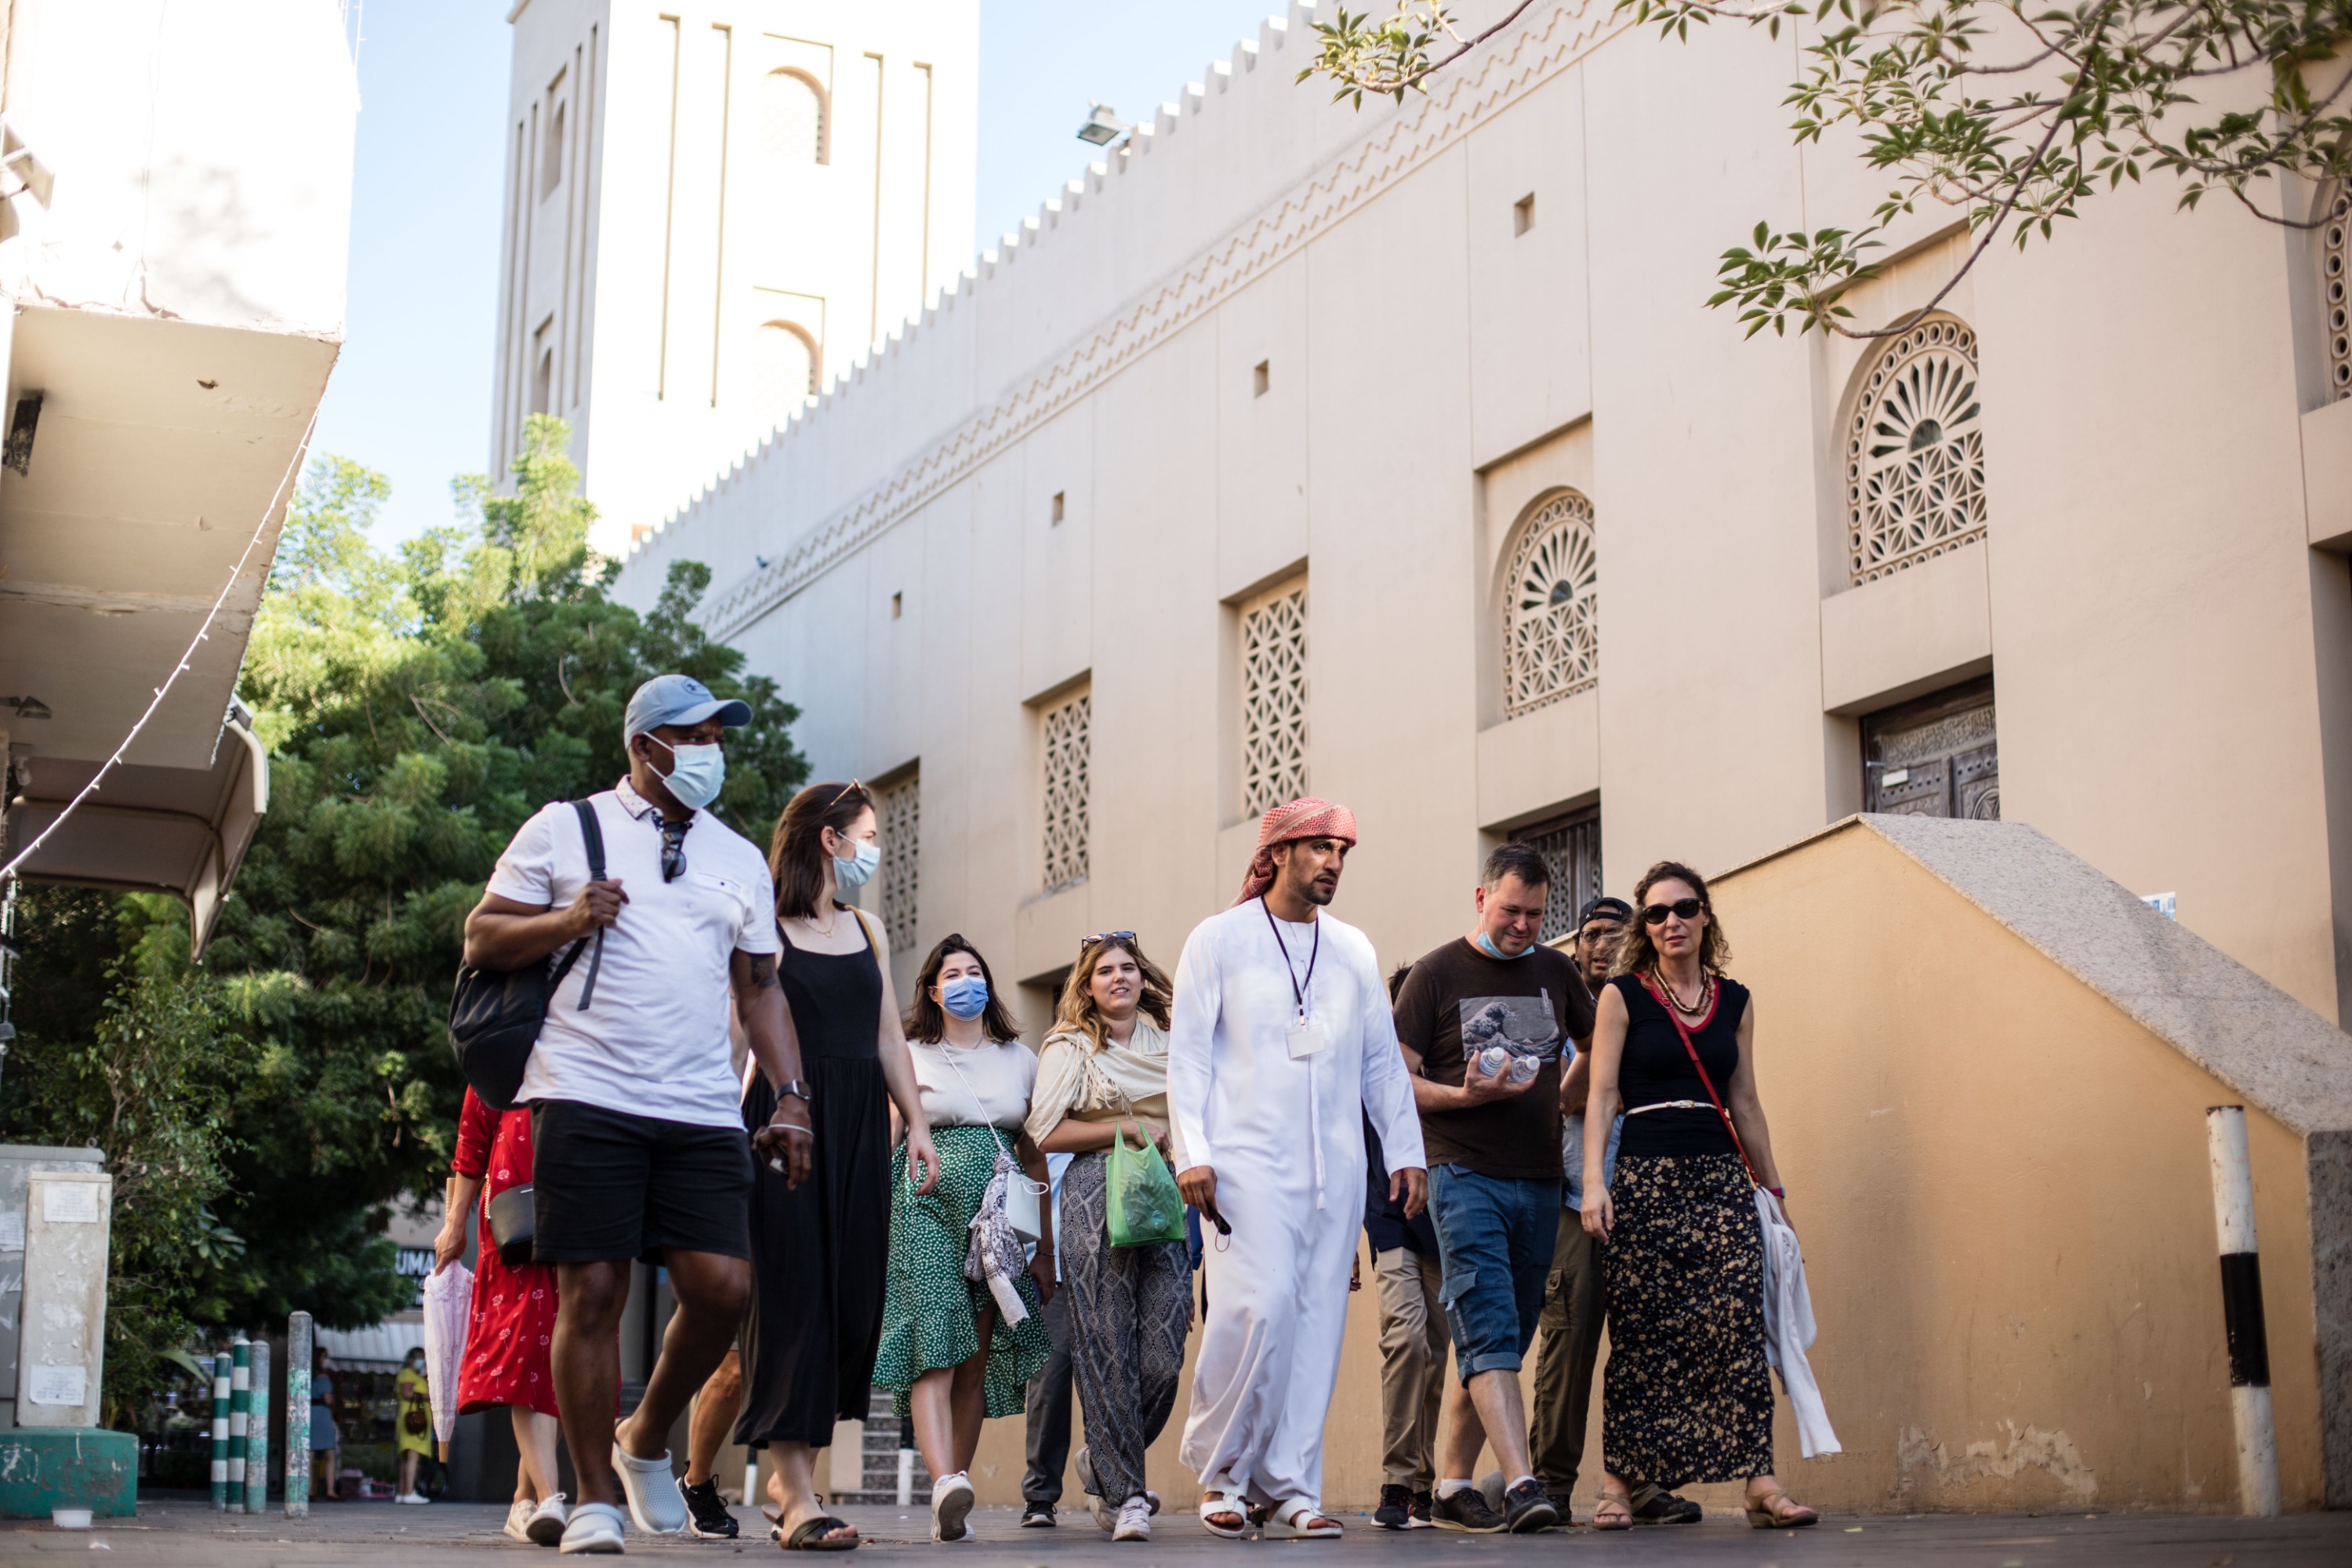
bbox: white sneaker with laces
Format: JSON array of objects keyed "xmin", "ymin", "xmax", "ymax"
[
  {"xmin": 1113, "ymin": 1497, "xmax": 1152, "ymax": 1542},
  {"xmin": 558, "ymin": 1501, "xmax": 626, "ymax": 1555},
  {"xmin": 528, "ymin": 1493, "xmax": 571, "ymax": 1548},
  {"xmin": 504, "ymin": 1499, "xmax": 538, "ymax": 1542},
  {"xmin": 611, "ymin": 1437, "xmax": 686, "ymax": 1535},
  {"xmin": 931, "ymin": 1472, "xmax": 975, "ymax": 1542},
  {"xmin": 396, "ymin": 1491, "xmax": 429, "ymax": 1505}
]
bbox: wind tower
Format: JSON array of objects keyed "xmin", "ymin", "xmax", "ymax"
[{"xmin": 490, "ymin": 1, "xmax": 978, "ymax": 554}]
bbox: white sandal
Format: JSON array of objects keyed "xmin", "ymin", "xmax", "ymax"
[
  {"xmin": 1263, "ymin": 1497, "xmax": 1341, "ymax": 1540},
  {"xmin": 1198, "ymin": 1490, "xmax": 1248, "ymax": 1539}
]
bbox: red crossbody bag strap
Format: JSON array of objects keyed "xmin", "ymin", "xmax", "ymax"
[{"xmin": 1639, "ymin": 975, "xmax": 1761, "ymax": 1189}]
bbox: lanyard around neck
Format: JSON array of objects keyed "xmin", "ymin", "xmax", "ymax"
[{"xmin": 1260, "ymin": 896, "xmax": 1319, "ymax": 1021}]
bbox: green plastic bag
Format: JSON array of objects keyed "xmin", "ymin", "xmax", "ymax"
[{"xmin": 1106, "ymin": 1122, "xmax": 1187, "ymax": 1247}]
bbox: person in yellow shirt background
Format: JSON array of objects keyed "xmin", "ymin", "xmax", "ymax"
[{"xmin": 394, "ymin": 1345, "xmax": 434, "ymax": 1504}]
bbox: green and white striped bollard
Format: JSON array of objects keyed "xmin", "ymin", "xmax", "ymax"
[
  {"xmin": 228, "ymin": 1337, "xmax": 249, "ymax": 1512},
  {"xmin": 209, "ymin": 1351, "xmax": 230, "ymax": 1509}
]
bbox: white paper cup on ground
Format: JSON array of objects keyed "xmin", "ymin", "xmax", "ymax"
[{"xmin": 52, "ymin": 1508, "xmax": 93, "ymax": 1530}]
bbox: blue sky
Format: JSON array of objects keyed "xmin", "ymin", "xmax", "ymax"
[{"xmin": 314, "ymin": 1, "xmax": 1290, "ymax": 544}]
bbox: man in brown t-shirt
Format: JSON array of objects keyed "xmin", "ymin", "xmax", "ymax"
[{"xmin": 1392, "ymin": 844, "xmax": 1595, "ymax": 1534}]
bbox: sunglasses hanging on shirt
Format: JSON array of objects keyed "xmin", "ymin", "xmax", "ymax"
[{"xmin": 659, "ymin": 817, "xmax": 692, "ymax": 882}]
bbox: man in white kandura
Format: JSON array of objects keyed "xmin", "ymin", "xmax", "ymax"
[{"xmin": 1169, "ymin": 797, "xmax": 1428, "ymax": 1541}]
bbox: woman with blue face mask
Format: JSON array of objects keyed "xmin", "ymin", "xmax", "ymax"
[{"xmin": 873, "ymin": 935, "xmax": 1056, "ymax": 1541}]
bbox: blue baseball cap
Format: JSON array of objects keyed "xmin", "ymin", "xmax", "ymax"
[{"xmin": 624, "ymin": 673, "xmax": 752, "ymax": 742}]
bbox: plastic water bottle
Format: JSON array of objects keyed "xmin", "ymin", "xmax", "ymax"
[{"xmin": 1476, "ymin": 1046, "xmax": 1512, "ymax": 1080}]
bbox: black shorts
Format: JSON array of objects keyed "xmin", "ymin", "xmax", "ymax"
[{"xmin": 530, "ymin": 1100, "xmax": 754, "ymax": 1265}]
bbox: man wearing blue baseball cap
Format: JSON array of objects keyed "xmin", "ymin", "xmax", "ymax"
[{"xmin": 463, "ymin": 673, "xmax": 811, "ymax": 1552}]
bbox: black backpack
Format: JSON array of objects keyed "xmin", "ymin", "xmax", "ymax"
[{"xmin": 448, "ymin": 800, "xmax": 606, "ymax": 1112}]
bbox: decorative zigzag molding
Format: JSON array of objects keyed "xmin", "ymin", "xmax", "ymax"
[{"xmin": 696, "ymin": 0, "xmax": 1624, "ymax": 641}]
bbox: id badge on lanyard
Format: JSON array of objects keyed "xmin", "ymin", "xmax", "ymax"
[
  {"xmin": 1286, "ymin": 1017, "xmax": 1327, "ymax": 1058},
  {"xmin": 1265, "ymin": 899, "xmax": 1326, "ymax": 1058}
]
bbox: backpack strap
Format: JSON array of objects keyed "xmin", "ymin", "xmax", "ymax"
[{"xmin": 552, "ymin": 800, "xmax": 607, "ymax": 1010}]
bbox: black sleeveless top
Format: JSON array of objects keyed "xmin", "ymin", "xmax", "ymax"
[{"xmin": 1612, "ymin": 972, "xmax": 1749, "ymax": 1158}]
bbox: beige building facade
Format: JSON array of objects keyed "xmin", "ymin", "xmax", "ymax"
[
  {"xmin": 606, "ymin": 0, "xmax": 2352, "ymax": 1511},
  {"xmin": 492, "ymin": 0, "xmax": 978, "ymax": 556}
]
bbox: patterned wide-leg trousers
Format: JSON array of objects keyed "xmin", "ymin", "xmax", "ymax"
[{"xmin": 1059, "ymin": 1150, "xmax": 1192, "ymax": 1507}]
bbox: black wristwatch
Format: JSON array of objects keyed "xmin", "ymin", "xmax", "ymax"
[{"xmin": 775, "ymin": 1079, "xmax": 813, "ymax": 1105}]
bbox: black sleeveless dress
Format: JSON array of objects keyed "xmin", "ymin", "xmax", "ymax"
[{"xmin": 735, "ymin": 912, "xmax": 894, "ymax": 1449}]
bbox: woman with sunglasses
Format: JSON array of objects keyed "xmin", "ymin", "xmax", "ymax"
[
  {"xmin": 873, "ymin": 934, "xmax": 1056, "ymax": 1542},
  {"xmin": 1578, "ymin": 862, "xmax": 1817, "ymax": 1532},
  {"xmin": 728, "ymin": 781, "xmax": 941, "ymax": 1552},
  {"xmin": 1023, "ymin": 933, "xmax": 1189, "ymax": 1544}
]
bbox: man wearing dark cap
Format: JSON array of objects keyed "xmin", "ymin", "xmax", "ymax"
[{"xmin": 463, "ymin": 674, "xmax": 815, "ymax": 1552}]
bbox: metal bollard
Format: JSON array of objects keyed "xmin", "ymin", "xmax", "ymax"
[
  {"xmin": 228, "ymin": 1337, "xmax": 249, "ymax": 1512},
  {"xmin": 2206, "ymin": 1105, "xmax": 2283, "ymax": 1517},
  {"xmin": 210, "ymin": 1351, "xmax": 230, "ymax": 1509},
  {"xmin": 245, "ymin": 1339, "xmax": 271, "ymax": 1515},
  {"xmin": 285, "ymin": 1312, "xmax": 313, "ymax": 1518}
]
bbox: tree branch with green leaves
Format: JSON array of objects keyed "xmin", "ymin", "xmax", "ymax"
[{"xmin": 1301, "ymin": 0, "xmax": 2352, "ymax": 337}]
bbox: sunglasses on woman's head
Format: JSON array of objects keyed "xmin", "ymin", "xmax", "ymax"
[
  {"xmin": 1082, "ymin": 931, "xmax": 1138, "ymax": 953},
  {"xmin": 1641, "ymin": 898, "xmax": 1704, "ymax": 926}
]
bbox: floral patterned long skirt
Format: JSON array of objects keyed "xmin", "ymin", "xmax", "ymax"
[{"xmin": 1599, "ymin": 1152, "xmax": 1774, "ymax": 1488}]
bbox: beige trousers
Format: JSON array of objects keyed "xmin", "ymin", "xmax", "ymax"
[{"xmin": 1370, "ymin": 1244, "xmax": 1450, "ymax": 1491}]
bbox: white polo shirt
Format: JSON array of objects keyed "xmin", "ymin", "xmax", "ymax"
[{"xmin": 486, "ymin": 779, "xmax": 779, "ymax": 1129}]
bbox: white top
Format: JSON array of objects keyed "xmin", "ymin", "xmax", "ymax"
[
  {"xmin": 487, "ymin": 779, "xmax": 779, "ymax": 1129},
  {"xmin": 908, "ymin": 1037, "xmax": 1038, "ymax": 1131}
]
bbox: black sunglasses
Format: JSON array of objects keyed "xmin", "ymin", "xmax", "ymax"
[
  {"xmin": 658, "ymin": 818, "xmax": 691, "ymax": 883},
  {"xmin": 1640, "ymin": 898, "xmax": 1704, "ymax": 926},
  {"xmin": 1081, "ymin": 931, "xmax": 1138, "ymax": 953}
]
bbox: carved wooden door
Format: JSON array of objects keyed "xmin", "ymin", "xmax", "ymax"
[{"xmin": 1863, "ymin": 677, "xmax": 1999, "ymax": 819}]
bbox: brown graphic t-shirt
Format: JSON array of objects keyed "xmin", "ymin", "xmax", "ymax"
[{"xmin": 1392, "ymin": 938, "xmax": 1596, "ymax": 1180}]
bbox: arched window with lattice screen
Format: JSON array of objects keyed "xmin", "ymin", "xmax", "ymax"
[
  {"xmin": 748, "ymin": 321, "xmax": 818, "ymax": 419},
  {"xmin": 1503, "ymin": 491, "xmax": 1598, "ymax": 718},
  {"xmin": 761, "ymin": 68, "xmax": 826, "ymax": 167},
  {"xmin": 1846, "ymin": 316, "xmax": 1986, "ymax": 585}
]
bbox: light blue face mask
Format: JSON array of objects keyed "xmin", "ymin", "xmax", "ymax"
[
  {"xmin": 1475, "ymin": 930, "xmax": 1532, "ymax": 960},
  {"xmin": 652, "ymin": 738, "xmax": 726, "ymax": 811},
  {"xmin": 833, "ymin": 838, "xmax": 881, "ymax": 890},
  {"xmin": 941, "ymin": 975, "xmax": 989, "ymax": 1020}
]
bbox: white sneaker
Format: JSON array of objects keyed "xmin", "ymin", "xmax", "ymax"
[
  {"xmin": 396, "ymin": 1491, "xmax": 429, "ymax": 1505},
  {"xmin": 1113, "ymin": 1497, "xmax": 1152, "ymax": 1542},
  {"xmin": 611, "ymin": 1438, "xmax": 686, "ymax": 1535},
  {"xmin": 504, "ymin": 1499, "xmax": 538, "ymax": 1542},
  {"xmin": 1075, "ymin": 1446, "xmax": 1112, "ymax": 1533},
  {"xmin": 931, "ymin": 1472, "xmax": 975, "ymax": 1542},
  {"xmin": 528, "ymin": 1493, "xmax": 571, "ymax": 1548},
  {"xmin": 558, "ymin": 1501, "xmax": 626, "ymax": 1555}
]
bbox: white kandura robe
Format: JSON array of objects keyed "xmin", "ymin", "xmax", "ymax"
[{"xmin": 1168, "ymin": 900, "xmax": 1425, "ymax": 1507}]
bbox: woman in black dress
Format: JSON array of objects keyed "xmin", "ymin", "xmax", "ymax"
[
  {"xmin": 739, "ymin": 781, "xmax": 939, "ymax": 1549},
  {"xmin": 1579, "ymin": 861, "xmax": 1817, "ymax": 1532}
]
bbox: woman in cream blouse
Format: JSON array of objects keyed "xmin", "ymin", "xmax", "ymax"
[{"xmin": 1026, "ymin": 932, "xmax": 1192, "ymax": 1544}]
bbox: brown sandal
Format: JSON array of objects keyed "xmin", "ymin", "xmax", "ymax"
[
  {"xmin": 1592, "ymin": 1491, "xmax": 1634, "ymax": 1531},
  {"xmin": 1743, "ymin": 1488, "xmax": 1817, "ymax": 1529}
]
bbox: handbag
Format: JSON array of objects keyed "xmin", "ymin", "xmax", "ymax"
[
  {"xmin": 448, "ymin": 801, "xmax": 605, "ymax": 1112},
  {"xmin": 485, "ymin": 1184, "xmax": 535, "ymax": 1269},
  {"xmin": 1104, "ymin": 1087, "xmax": 1186, "ymax": 1248},
  {"xmin": 933, "ymin": 1041, "xmax": 1048, "ymax": 1244}
]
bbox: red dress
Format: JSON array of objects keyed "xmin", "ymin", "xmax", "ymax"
[{"xmin": 453, "ymin": 1089, "xmax": 561, "ymax": 1417}]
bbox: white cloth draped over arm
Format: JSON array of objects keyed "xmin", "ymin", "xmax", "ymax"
[
  {"xmin": 1167, "ymin": 920, "xmax": 1222, "ymax": 1172},
  {"xmin": 1356, "ymin": 970, "xmax": 1425, "ymax": 1174},
  {"xmin": 1755, "ymin": 1188, "xmax": 1839, "ymax": 1457}
]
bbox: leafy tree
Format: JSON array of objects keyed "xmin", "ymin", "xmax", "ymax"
[
  {"xmin": 1302, "ymin": 1, "xmax": 2352, "ymax": 336},
  {"xmin": 0, "ymin": 909, "xmax": 239, "ymax": 1426},
  {"xmin": 7, "ymin": 416, "xmax": 808, "ymax": 1353}
]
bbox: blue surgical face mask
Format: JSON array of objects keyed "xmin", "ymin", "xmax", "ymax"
[
  {"xmin": 833, "ymin": 838, "xmax": 880, "ymax": 890},
  {"xmin": 1475, "ymin": 930, "xmax": 1532, "ymax": 960},
  {"xmin": 941, "ymin": 975, "xmax": 989, "ymax": 1020},
  {"xmin": 652, "ymin": 738, "xmax": 726, "ymax": 811}
]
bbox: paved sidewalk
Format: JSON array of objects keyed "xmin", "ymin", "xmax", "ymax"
[{"xmin": 4, "ymin": 1499, "xmax": 2350, "ymax": 1565}]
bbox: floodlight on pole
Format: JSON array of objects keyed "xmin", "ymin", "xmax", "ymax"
[{"xmin": 1076, "ymin": 102, "xmax": 1128, "ymax": 146}]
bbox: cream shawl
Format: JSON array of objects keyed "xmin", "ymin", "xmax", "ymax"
[{"xmin": 1024, "ymin": 1018, "xmax": 1183, "ymax": 1163}]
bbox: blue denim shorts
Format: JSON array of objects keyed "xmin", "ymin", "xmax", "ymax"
[{"xmin": 1428, "ymin": 1164, "xmax": 1563, "ymax": 1379}]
